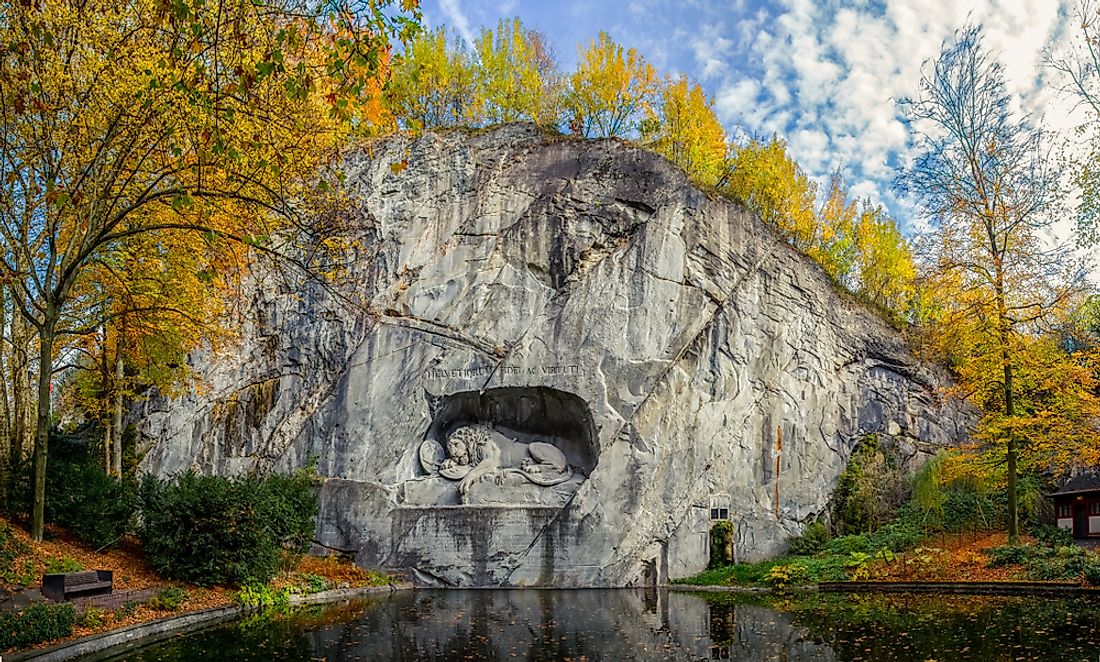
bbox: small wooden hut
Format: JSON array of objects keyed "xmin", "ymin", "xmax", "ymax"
[{"xmin": 1050, "ymin": 472, "xmax": 1100, "ymax": 539}]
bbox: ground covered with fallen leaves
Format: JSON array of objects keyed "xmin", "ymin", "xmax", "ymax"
[
  {"xmin": 862, "ymin": 531, "xmax": 1028, "ymax": 582},
  {"xmin": 0, "ymin": 517, "xmax": 394, "ymax": 652},
  {"xmin": 674, "ymin": 530, "xmax": 1095, "ymax": 587}
]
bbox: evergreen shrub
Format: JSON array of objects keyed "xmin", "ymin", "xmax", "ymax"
[
  {"xmin": 0, "ymin": 603, "xmax": 76, "ymax": 649},
  {"xmin": 708, "ymin": 520, "xmax": 734, "ymax": 569},
  {"xmin": 787, "ymin": 521, "xmax": 830, "ymax": 555},
  {"xmin": 45, "ymin": 462, "xmax": 137, "ymax": 549},
  {"xmin": 139, "ymin": 471, "xmax": 317, "ymax": 586}
]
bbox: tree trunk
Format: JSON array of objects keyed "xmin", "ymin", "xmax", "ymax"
[
  {"xmin": 112, "ymin": 340, "xmax": 123, "ymax": 478},
  {"xmin": 31, "ymin": 313, "xmax": 55, "ymax": 542},
  {"xmin": 101, "ymin": 331, "xmax": 111, "ymax": 474},
  {"xmin": 0, "ymin": 288, "xmax": 9, "ymax": 510},
  {"xmin": 1004, "ymin": 354, "xmax": 1018, "ymax": 543},
  {"xmin": 9, "ymin": 309, "xmax": 33, "ymax": 508},
  {"xmin": 995, "ymin": 263, "xmax": 1018, "ymax": 544}
]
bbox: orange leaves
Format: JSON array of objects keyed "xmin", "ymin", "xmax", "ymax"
[{"xmin": 0, "ymin": 0, "xmax": 413, "ymax": 422}]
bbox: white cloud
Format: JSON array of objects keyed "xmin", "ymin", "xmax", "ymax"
[
  {"xmin": 710, "ymin": 0, "xmax": 1080, "ymax": 239},
  {"xmin": 439, "ymin": 0, "xmax": 476, "ymax": 46},
  {"xmin": 692, "ymin": 25, "xmax": 735, "ymax": 80},
  {"xmin": 422, "ymin": 0, "xmax": 1088, "ymax": 255}
]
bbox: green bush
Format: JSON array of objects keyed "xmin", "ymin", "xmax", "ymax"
[
  {"xmin": 0, "ymin": 602, "xmax": 76, "ymax": 649},
  {"xmin": 824, "ymin": 533, "xmax": 873, "ymax": 555},
  {"xmin": 830, "ymin": 435, "xmax": 907, "ymax": 535},
  {"xmin": 708, "ymin": 520, "xmax": 734, "ymax": 569},
  {"xmin": 235, "ymin": 582, "xmax": 292, "ymax": 611},
  {"xmin": 897, "ymin": 487, "xmax": 1003, "ymax": 534},
  {"xmin": 822, "ymin": 524, "xmax": 919, "ymax": 556},
  {"xmin": 147, "ymin": 586, "xmax": 189, "ymax": 611},
  {"xmin": 45, "ymin": 557, "xmax": 84, "ymax": 574},
  {"xmin": 46, "ymin": 461, "xmax": 137, "ymax": 549},
  {"xmin": 257, "ymin": 470, "xmax": 317, "ymax": 555},
  {"xmin": 1056, "ymin": 544, "xmax": 1086, "ymax": 558},
  {"xmin": 76, "ymin": 607, "xmax": 108, "ymax": 629},
  {"xmin": 1026, "ymin": 552, "xmax": 1086, "ymax": 581},
  {"xmin": 115, "ymin": 601, "xmax": 139, "ymax": 619},
  {"xmin": 983, "ymin": 543, "xmax": 1086, "ymax": 580},
  {"xmin": 787, "ymin": 521, "xmax": 830, "ymax": 555},
  {"xmin": 139, "ymin": 471, "xmax": 318, "ymax": 587},
  {"xmin": 986, "ymin": 544, "xmax": 1039, "ymax": 568},
  {"xmin": 297, "ymin": 573, "xmax": 328, "ymax": 594},
  {"xmin": 1030, "ymin": 524, "xmax": 1074, "ymax": 548},
  {"xmin": 1084, "ymin": 559, "xmax": 1100, "ymax": 586},
  {"xmin": 869, "ymin": 522, "xmax": 923, "ymax": 552},
  {"xmin": 894, "ymin": 452, "xmax": 1010, "ymax": 535}
]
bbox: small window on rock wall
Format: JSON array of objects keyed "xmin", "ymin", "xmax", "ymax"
[{"xmin": 709, "ymin": 495, "xmax": 730, "ymax": 521}]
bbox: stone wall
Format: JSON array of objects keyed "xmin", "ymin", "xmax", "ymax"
[{"xmin": 136, "ymin": 125, "xmax": 971, "ymax": 587}]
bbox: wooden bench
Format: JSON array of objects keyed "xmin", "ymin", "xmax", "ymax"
[{"xmin": 42, "ymin": 570, "xmax": 113, "ymax": 602}]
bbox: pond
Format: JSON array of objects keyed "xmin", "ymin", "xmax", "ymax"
[{"xmin": 97, "ymin": 588, "xmax": 1100, "ymax": 661}]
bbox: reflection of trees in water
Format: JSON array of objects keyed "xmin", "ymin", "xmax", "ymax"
[
  {"xmin": 109, "ymin": 589, "xmax": 1100, "ymax": 661},
  {"xmin": 708, "ymin": 601, "xmax": 735, "ymax": 658},
  {"xmin": 739, "ymin": 592, "xmax": 1100, "ymax": 661},
  {"xmin": 703, "ymin": 599, "xmax": 834, "ymax": 662},
  {"xmin": 303, "ymin": 589, "xmax": 713, "ymax": 660}
]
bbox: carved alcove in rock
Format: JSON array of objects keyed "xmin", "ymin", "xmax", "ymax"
[{"xmin": 397, "ymin": 387, "xmax": 598, "ymax": 507}]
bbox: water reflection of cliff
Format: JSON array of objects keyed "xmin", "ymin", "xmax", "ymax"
[{"xmin": 300, "ymin": 590, "xmax": 834, "ymax": 661}]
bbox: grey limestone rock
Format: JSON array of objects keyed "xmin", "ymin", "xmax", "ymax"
[{"xmin": 136, "ymin": 124, "xmax": 972, "ymax": 587}]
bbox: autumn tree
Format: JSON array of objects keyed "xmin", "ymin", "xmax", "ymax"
[
  {"xmin": 810, "ymin": 171, "xmax": 859, "ymax": 286},
  {"xmin": 387, "ymin": 27, "xmax": 479, "ymax": 131},
  {"xmin": 899, "ymin": 25, "xmax": 1082, "ymax": 542},
  {"xmin": 642, "ymin": 76, "xmax": 728, "ymax": 187},
  {"xmin": 566, "ymin": 32, "xmax": 658, "ymax": 138},
  {"xmin": 67, "ymin": 230, "xmax": 238, "ymax": 477},
  {"xmin": 0, "ymin": 0, "xmax": 419, "ymax": 540},
  {"xmin": 475, "ymin": 19, "xmax": 562, "ymax": 127},
  {"xmin": 852, "ymin": 204, "xmax": 916, "ymax": 316},
  {"xmin": 1047, "ymin": 0, "xmax": 1100, "ymax": 248},
  {"xmin": 723, "ymin": 136, "xmax": 818, "ymax": 250}
]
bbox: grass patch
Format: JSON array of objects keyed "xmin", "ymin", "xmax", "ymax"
[{"xmin": 674, "ymin": 558, "xmax": 792, "ymax": 586}]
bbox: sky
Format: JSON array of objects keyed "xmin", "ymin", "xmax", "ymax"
[{"xmin": 421, "ymin": 0, "xmax": 1100, "ymax": 264}]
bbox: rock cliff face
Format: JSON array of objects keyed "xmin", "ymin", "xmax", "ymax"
[{"xmin": 137, "ymin": 125, "xmax": 970, "ymax": 587}]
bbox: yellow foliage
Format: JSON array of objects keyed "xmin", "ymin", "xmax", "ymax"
[
  {"xmin": 642, "ymin": 76, "xmax": 728, "ymax": 187},
  {"xmin": 0, "ymin": 0, "xmax": 416, "ymax": 535},
  {"xmin": 566, "ymin": 32, "xmax": 659, "ymax": 138},
  {"xmin": 973, "ymin": 337, "xmax": 1100, "ymax": 473},
  {"xmin": 810, "ymin": 172, "xmax": 859, "ymax": 285},
  {"xmin": 853, "ymin": 204, "xmax": 916, "ymax": 314},
  {"xmin": 475, "ymin": 18, "xmax": 562, "ymax": 127},
  {"xmin": 387, "ymin": 27, "xmax": 479, "ymax": 130},
  {"xmin": 724, "ymin": 137, "xmax": 818, "ymax": 250}
]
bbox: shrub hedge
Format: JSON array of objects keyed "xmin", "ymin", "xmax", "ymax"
[
  {"xmin": 787, "ymin": 521, "xmax": 830, "ymax": 555},
  {"xmin": 0, "ymin": 602, "xmax": 76, "ymax": 650},
  {"xmin": 139, "ymin": 470, "xmax": 317, "ymax": 587},
  {"xmin": 45, "ymin": 462, "xmax": 137, "ymax": 549}
]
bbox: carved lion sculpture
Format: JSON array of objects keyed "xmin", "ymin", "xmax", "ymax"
[{"xmin": 434, "ymin": 424, "xmax": 573, "ymax": 499}]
